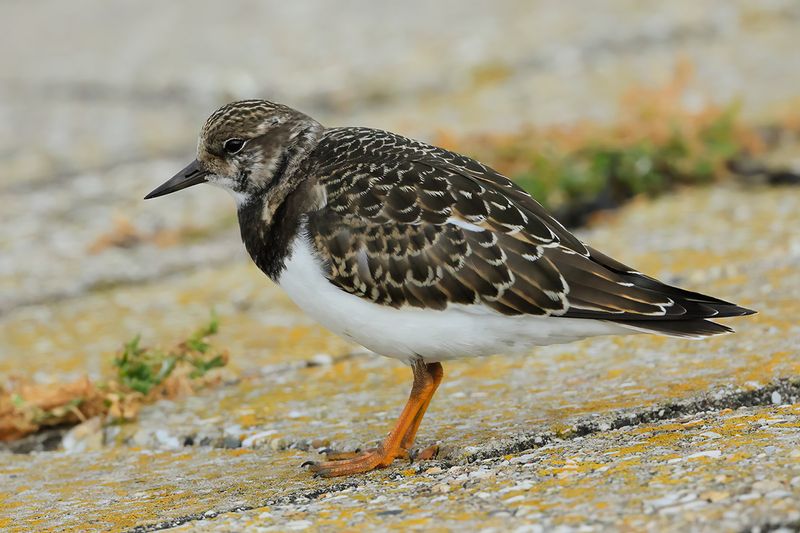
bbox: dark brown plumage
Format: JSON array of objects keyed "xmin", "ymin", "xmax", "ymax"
[{"xmin": 302, "ymin": 127, "xmax": 753, "ymax": 337}]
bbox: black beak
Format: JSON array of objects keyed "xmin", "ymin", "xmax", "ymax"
[{"xmin": 144, "ymin": 160, "xmax": 210, "ymax": 199}]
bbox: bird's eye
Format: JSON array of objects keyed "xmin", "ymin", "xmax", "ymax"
[{"xmin": 223, "ymin": 138, "xmax": 245, "ymax": 154}]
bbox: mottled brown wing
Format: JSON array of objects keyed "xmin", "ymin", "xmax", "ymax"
[{"xmin": 303, "ymin": 128, "xmax": 747, "ymax": 321}]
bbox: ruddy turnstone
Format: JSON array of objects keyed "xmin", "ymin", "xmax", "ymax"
[{"xmin": 145, "ymin": 100, "xmax": 754, "ymax": 477}]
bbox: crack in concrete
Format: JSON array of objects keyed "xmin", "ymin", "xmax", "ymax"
[
  {"xmin": 125, "ymin": 481, "xmax": 361, "ymax": 533},
  {"xmin": 742, "ymin": 517, "xmax": 800, "ymax": 533},
  {"xmin": 123, "ymin": 377, "xmax": 800, "ymax": 531},
  {"xmin": 455, "ymin": 378, "xmax": 800, "ymax": 464}
]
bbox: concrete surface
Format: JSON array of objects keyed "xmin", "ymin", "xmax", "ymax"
[
  {"xmin": 2, "ymin": 186, "xmax": 799, "ymax": 532},
  {"xmin": 1, "ymin": 1, "xmax": 799, "ymax": 531}
]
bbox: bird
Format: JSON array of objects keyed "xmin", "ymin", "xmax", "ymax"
[{"xmin": 145, "ymin": 99, "xmax": 755, "ymax": 477}]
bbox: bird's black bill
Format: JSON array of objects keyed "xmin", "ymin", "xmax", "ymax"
[{"xmin": 144, "ymin": 160, "xmax": 210, "ymax": 199}]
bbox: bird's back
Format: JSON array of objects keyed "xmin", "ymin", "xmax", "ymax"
[{"xmin": 295, "ymin": 127, "xmax": 753, "ymax": 340}]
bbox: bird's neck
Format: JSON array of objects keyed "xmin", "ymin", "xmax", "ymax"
[
  {"xmin": 237, "ymin": 123, "xmax": 326, "ymax": 280},
  {"xmin": 237, "ymin": 174, "xmax": 322, "ymax": 282}
]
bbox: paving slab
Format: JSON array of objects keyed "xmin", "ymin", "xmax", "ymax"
[{"xmin": 1, "ymin": 185, "xmax": 798, "ymax": 531}]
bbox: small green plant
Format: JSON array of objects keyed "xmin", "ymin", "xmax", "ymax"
[
  {"xmin": 2, "ymin": 314, "xmax": 229, "ymax": 442},
  {"xmin": 509, "ymin": 106, "xmax": 743, "ymax": 217},
  {"xmin": 438, "ymin": 64, "xmax": 761, "ymax": 225},
  {"xmin": 115, "ymin": 335, "xmax": 174, "ymax": 395},
  {"xmin": 114, "ymin": 313, "xmax": 227, "ymax": 395}
]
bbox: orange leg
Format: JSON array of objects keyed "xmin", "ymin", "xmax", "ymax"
[
  {"xmin": 305, "ymin": 360, "xmax": 443, "ymax": 477},
  {"xmin": 400, "ymin": 362, "xmax": 443, "ymax": 453}
]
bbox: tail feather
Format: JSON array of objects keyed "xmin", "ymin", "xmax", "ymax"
[
  {"xmin": 612, "ymin": 318, "xmax": 735, "ymax": 339},
  {"xmin": 582, "ymin": 245, "xmax": 755, "ymax": 338}
]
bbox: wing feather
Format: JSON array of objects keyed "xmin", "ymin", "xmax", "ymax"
[{"xmin": 304, "ymin": 128, "xmax": 754, "ymax": 327}]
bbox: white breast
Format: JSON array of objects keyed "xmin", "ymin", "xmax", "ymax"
[{"xmin": 276, "ymin": 233, "xmax": 633, "ymax": 363}]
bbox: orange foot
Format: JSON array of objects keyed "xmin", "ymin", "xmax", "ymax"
[{"xmin": 302, "ymin": 361, "xmax": 443, "ymax": 477}]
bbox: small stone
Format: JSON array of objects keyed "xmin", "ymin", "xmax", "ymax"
[
  {"xmin": 242, "ymin": 430, "xmax": 276, "ymax": 448},
  {"xmin": 285, "ymin": 520, "xmax": 312, "ymax": 530},
  {"xmin": 752, "ymin": 479, "xmax": 782, "ymax": 493},
  {"xmin": 62, "ymin": 417, "xmax": 104, "ymax": 454},
  {"xmin": 222, "ymin": 436, "xmax": 241, "ymax": 449},
  {"xmin": 685, "ymin": 450, "xmax": 721, "ymax": 460},
  {"xmin": 647, "ymin": 493, "xmax": 681, "ymax": 509},
  {"xmin": 424, "ymin": 467, "xmax": 443, "ymax": 475},
  {"xmin": 223, "ymin": 425, "xmax": 243, "ymax": 437},
  {"xmin": 468, "ymin": 468, "xmax": 494, "ymax": 480},
  {"xmin": 310, "ymin": 438, "xmax": 330, "ymax": 449},
  {"xmin": 154, "ymin": 429, "xmax": 181, "ymax": 450},
  {"xmin": 510, "ymin": 453, "xmax": 537, "ymax": 465},
  {"xmin": 432, "ymin": 483, "xmax": 451, "ymax": 494},
  {"xmin": 771, "ymin": 391, "xmax": 782, "ymax": 405},
  {"xmin": 739, "ymin": 492, "xmax": 761, "ymax": 501},
  {"xmin": 270, "ymin": 438, "xmax": 288, "ymax": 451},
  {"xmin": 700, "ymin": 490, "xmax": 729, "ymax": 502},
  {"xmin": 766, "ymin": 490, "xmax": 792, "ymax": 499},
  {"xmin": 700, "ymin": 431, "xmax": 722, "ymax": 439},
  {"xmin": 309, "ymin": 353, "xmax": 333, "ymax": 366},
  {"xmin": 513, "ymin": 524, "xmax": 544, "ymax": 533}
]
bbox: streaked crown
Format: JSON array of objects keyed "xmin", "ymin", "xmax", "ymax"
[{"xmin": 196, "ymin": 99, "xmax": 323, "ymax": 205}]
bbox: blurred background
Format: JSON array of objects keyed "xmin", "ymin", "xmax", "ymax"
[{"xmin": 2, "ymin": 0, "xmax": 800, "ymax": 414}]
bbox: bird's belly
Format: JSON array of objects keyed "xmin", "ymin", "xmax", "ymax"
[{"xmin": 276, "ymin": 235, "xmax": 631, "ymax": 363}]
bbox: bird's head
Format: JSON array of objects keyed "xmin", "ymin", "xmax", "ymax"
[{"xmin": 145, "ymin": 100, "xmax": 322, "ymax": 207}]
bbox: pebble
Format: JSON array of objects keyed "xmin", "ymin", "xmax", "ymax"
[
  {"xmin": 469, "ymin": 468, "xmax": 494, "ymax": 480},
  {"xmin": 700, "ymin": 491, "xmax": 729, "ymax": 502},
  {"xmin": 771, "ymin": 391, "xmax": 782, "ymax": 405},
  {"xmin": 154, "ymin": 429, "xmax": 181, "ymax": 450},
  {"xmin": 270, "ymin": 438, "xmax": 288, "ymax": 451},
  {"xmin": 222, "ymin": 436, "xmax": 242, "ymax": 449},
  {"xmin": 432, "ymin": 483, "xmax": 451, "ymax": 494},
  {"xmin": 241, "ymin": 430, "xmax": 277, "ymax": 448},
  {"xmin": 61, "ymin": 417, "xmax": 104, "ymax": 453},
  {"xmin": 510, "ymin": 453, "xmax": 538, "ymax": 464},
  {"xmin": 684, "ymin": 450, "xmax": 722, "ymax": 460},
  {"xmin": 309, "ymin": 354, "xmax": 333, "ymax": 366},
  {"xmin": 285, "ymin": 520, "xmax": 312, "ymax": 530},
  {"xmin": 752, "ymin": 480, "xmax": 783, "ymax": 493}
]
